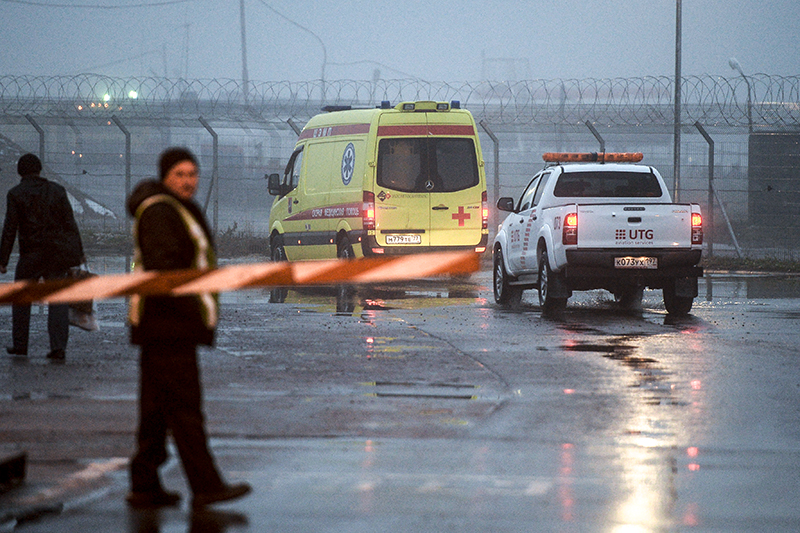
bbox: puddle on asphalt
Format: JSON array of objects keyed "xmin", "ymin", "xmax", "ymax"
[
  {"xmin": 702, "ymin": 273, "xmax": 800, "ymax": 300},
  {"xmin": 266, "ymin": 279, "xmax": 483, "ymax": 316}
]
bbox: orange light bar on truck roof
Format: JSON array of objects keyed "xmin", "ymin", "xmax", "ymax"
[{"xmin": 542, "ymin": 152, "xmax": 644, "ymax": 163}]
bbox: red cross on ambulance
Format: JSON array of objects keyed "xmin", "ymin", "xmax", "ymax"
[{"xmin": 452, "ymin": 205, "xmax": 471, "ymax": 226}]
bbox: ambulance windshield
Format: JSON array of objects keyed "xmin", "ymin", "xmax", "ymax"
[{"xmin": 377, "ymin": 138, "xmax": 479, "ymax": 193}]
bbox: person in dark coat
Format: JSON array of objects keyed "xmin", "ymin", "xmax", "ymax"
[
  {"xmin": 125, "ymin": 147, "xmax": 251, "ymax": 509},
  {"xmin": 0, "ymin": 153, "xmax": 84, "ymax": 360}
]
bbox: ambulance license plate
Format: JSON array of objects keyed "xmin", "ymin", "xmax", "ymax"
[
  {"xmin": 614, "ymin": 256, "xmax": 658, "ymax": 269},
  {"xmin": 385, "ymin": 234, "xmax": 421, "ymax": 245}
]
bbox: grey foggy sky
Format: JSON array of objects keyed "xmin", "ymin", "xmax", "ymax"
[{"xmin": 1, "ymin": 0, "xmax": 798, "ymax": 82}]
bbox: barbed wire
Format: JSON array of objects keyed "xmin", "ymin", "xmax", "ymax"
[{"xmin": 1, "ymin": 74, "xmax": 798, "ymax": 129}]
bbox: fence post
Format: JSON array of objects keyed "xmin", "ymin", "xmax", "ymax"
[
  {"xmin": 199, "ymin": 116, "xmax": 219, "ymax": 237},
  {"xmin": 287, "ymin": 118, "xmax": 302, "ymax": 136},
  {"xmin": 479, "ymin": 120, "xmax": 500, "ymax": 235},
  {"xmin": 694, "ymin": 122, "xmax": 715, "ymax": 259},
  {"xmin": 584, "ymin": 120, "xmax": 605, "ymax": 154},
  {"xmin": 111, "ymin": 116, "xmax": 132, "ymax": 271},
  {"xmin": 24, "ymin": 115, "xmax": 45, "ymax": 164},
  {"xmin": 694, "ymin": 121, "xmax": 743, "ymax": 260}
]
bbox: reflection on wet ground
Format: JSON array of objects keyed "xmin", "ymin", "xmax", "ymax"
[{"xmin": 127, "ymin": 508, "xmax": 248, "ymax": 533}]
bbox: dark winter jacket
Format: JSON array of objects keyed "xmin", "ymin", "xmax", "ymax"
[
  {"xmin": 0, "ymin": 174, "xmax": 83, "ymax": 276},
  {"xmin": 127, "ymin": 180, "xmax": 217, "ymax": 346}
]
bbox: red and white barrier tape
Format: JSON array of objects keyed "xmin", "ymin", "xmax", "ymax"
[{"xmin": 0, "ymin": 251, "xmax": 480, "ymax": 305}]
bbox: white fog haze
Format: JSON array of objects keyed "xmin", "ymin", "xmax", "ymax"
[{"xmin": 1, "ymin": 0, "xmax": 798, "ymax": 81}]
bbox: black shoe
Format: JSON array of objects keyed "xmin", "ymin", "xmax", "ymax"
[
  {"xmin": 6, "ymin": 346, "xmax": 27, "ymax": 356},
  {"xmin": 46, "ymin": 349, "xmax": 65, "ymax": 360},
  {"xmin": 192, "ymin": 483, "xmax": 252, "ymax": 508},
  {"xmin": 126, "ymin": 490, "xmax": 181, "ymax": 509}
]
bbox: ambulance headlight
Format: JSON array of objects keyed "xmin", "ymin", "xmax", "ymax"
[
  {"xmin": 403, "ymin": 103, "xmax": 415, "ymax": 111},
  {"xmin": 436, "ymin": 102, "xmax": 449, "ymax": 111}
]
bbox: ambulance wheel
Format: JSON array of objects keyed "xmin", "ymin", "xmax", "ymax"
[
  {"xmin": 337, "ymin": 237, "xmax": 355, "ymax": 259},
  {"xmin": 336, "ymin": 237, "xmax": 356, "ymax": 311},
  {"xmin": 493, "ymin": 246, "xmax": 522, "ymax": 306},
  {"xmin": 538, "ymin": 249, "xmax": 566, "ymax": 316},
  {"xmin": 269, "ymin": 235, "xmax": 288, "ymax": 303}
]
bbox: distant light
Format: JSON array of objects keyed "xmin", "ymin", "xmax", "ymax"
[
  {"xmin": 103, "ymin": 93, "xmax": 111, "ymax": 102},
  {"xmin": 128, "ymin": 90, "xmax": 138, "ymax": 99}
]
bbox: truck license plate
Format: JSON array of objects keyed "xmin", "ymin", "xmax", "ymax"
[
  {"xmin": 385, "ymin": 234, "xmax": 421, "ymax": 245},
  {"xmin": 614, "ymin": 256, "xmax": 658, "ymax": 269}
]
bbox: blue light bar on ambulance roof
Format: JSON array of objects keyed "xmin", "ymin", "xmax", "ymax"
[
  {"xmin": 381, "ymin": 100, "xmax": 392, "ymax": 109},
  {"xmin": 451, "ymin": 100, "xmax": 460, "ymax": 109}
]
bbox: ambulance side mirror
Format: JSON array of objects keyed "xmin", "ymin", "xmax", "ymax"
[{"xmin": 267, "ymin": 173, "xmax": 282, "ymax": 196}]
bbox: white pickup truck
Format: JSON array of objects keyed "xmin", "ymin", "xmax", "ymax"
[{"xmin": 492, "ymin": 152, "xmax": 703, "ymax": 315}]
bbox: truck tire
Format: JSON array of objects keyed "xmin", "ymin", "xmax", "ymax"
[
  {"xmin": 538, "ymin": 249, "xmax": 567, "ymax": 316},
  {"xmin": 663, "ymin": 284, "xmax": 693, "ymax": 315},
  {"xmin": 269, "ymin": 235, "xmax": 288, "ymax": 303},
  {"xmin": 493, "ymin": 247, "xmax": 522, "ymax": 306}
]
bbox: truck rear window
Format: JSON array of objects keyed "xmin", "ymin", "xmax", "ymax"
[
  {"xmin": 552, "ymin": 171, "xmax": 663, "ymax": 198},
  {"xmin": 377, "ymin": 138, "xmax": 479, "ymax": 193}
]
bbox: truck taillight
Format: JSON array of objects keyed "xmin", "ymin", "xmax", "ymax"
[
  {"xmin": 362, "ymin": 191, "xmax": 376, "ymax": 231},
  {"xmin": 691, "ymin": 212, "xmax": 703, "ymax": 245},
  {"xmin": 481, "ymin": 190, "xmax": 488, "ymax": 230},
  {"xmin": 563, "ymin": 212, "xmax": 578, "ymax": 245}
]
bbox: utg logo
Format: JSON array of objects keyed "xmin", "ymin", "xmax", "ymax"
[{"xmin": 616, "ymin": 229, "xmax": 654, "ymax": 240}]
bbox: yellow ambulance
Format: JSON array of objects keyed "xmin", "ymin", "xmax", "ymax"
[{"xmin": 267, "ymin": 100, "xmax": 488, "ymax": 262}]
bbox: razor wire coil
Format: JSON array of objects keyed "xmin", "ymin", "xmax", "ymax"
[{"xmin": 1, "ymin": 74, "xmax": 798, "ymax": 129}]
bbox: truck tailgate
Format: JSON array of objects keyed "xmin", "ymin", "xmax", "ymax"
[{"xmin": 576, "ymin": 204, "xmax": 693, "ymax": 248}]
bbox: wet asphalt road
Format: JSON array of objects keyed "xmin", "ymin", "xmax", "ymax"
[{"xmin": 1, "ymin": 266, "xmax": 800, "ymax": 532}]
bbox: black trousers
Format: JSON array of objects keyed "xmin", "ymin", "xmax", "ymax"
[
  {"xmin": 130, "ymin": 342, "xmax": 224, "ymax": 495},
  {"xmin": 12, "ymin": 257, "xmax": 69, "ymax": 352}
]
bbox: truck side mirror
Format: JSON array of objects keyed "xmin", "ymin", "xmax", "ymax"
[
  {"xmin": 267, "ymin": 173, "xmax": 282, "ymax": 196},
  {"xmin": 496, "ymin": 197, "xmax": 516, "ymax": 213}
]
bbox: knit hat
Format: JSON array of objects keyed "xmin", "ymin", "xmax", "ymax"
[
  {"xmin": 158, "ymin": 147, "xmax": 198, "ymax": 181},
  {"xmin": 17, "ymin": 153, "xmax": 42, "ymax": 177}
]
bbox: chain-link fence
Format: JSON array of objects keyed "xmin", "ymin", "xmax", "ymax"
[{"xmin": 1, "ymin": 75, "xmax": 798, "ymax": 259}]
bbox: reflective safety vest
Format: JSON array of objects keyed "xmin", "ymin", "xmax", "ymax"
[{"xmin": 128, "ymin": 193, "xmax": 218, "ymax": 329}]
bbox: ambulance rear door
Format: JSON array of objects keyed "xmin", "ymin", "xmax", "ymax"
[
  {"xmin": 374, "ymin": 111, "xmax": 431, "ymax": 247},
  {"xmin": 425, "ymin": 118, "xmax": 483, "ymax": 247}
]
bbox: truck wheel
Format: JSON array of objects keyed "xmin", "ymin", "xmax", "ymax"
[
  {"xmin": 336, "ymin": 237, "xmax": 356, "ymax": 312},
  {"xmin": 493, "ymin": 247, "xmax": 522, "ymax": 306},
  {"xmin": 615, "ymin": 285, "xmax": 644, "ymax": 310},
  {"xmin": 663, "ymin": 284, "xmax": 693, "ymax": 315},
  {"xmin": 538, "ymin": 249, "xmax": 567, "ymax": 316},
  {"xmin": 269, "ymin": 235, "xmax": 288, "ymax": 303}
]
